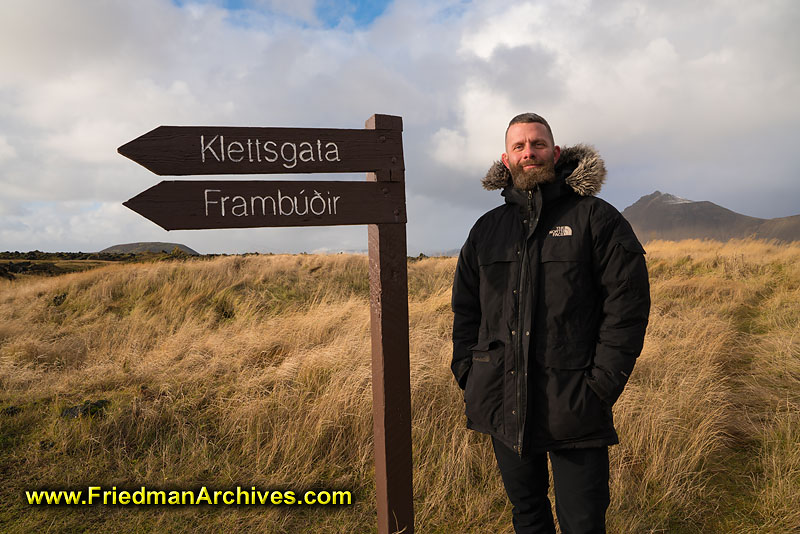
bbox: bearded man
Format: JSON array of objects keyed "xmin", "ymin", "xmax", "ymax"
[{"xmin": 451, "ymin": 113, "xmax": 650, "ymax": 534}]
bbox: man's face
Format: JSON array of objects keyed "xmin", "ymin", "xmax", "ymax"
[{"xmin": 502, "ymin": 122, "xmax": 561, "ymax": 190}]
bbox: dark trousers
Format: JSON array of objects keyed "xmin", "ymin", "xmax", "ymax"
[{"xmin": 492, "ymin": 437, "xmax": 610, "ymax": 534}]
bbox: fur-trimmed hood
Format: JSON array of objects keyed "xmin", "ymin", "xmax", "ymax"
[{"xmin": 481, "ymin": 144, "xmax": 606, "ymax": 196}]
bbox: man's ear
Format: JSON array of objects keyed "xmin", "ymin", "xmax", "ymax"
[
  {"xmin": 553, "ymin": 145, "xmax": 561, "ymax": 164},
  {"xmin": 501, "ymin": 152, "xmax": 510, "ymax": 169}
]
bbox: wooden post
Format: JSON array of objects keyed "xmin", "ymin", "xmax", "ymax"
[{"xmin": 366, "ymin": 114, "xmax": 414, "ymax": 534}]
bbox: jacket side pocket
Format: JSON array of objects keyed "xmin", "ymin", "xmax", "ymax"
[{"xmin": 464, "ymin": 341, "xmax": 505, "ymax": 434}]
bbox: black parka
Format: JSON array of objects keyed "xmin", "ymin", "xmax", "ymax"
[{"xmin": 451, "ymin": 145, "xmax": 650, "ymax": 454}]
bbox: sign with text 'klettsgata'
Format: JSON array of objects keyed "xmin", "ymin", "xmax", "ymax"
[
  {"xmin": 118, "ymin": 126, "xmax": 404, "ymax": 176},
  {"xmin": 123, "ymin": 180, "xmax": 406, "ymax": 230}
]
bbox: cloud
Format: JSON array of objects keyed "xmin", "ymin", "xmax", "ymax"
[
  {"xmin": 250, "ymin": 0, "xmax": 319, "ymax": 24},
  {"xmin": 0, "ymin": 136, "xmax": 16, "ymax": 163},
  {"xmin": 0, "ymin": 0, "xmax": 798, "ymax": 253}
]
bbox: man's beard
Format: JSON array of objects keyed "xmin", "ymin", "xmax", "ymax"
[{"xmin": 509, "ymin": 158, "xmax": 557, "ymax": 190}]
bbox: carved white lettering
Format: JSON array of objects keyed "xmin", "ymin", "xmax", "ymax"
[
  {"xmin": 263, "ymin": 141, "xmax": 278, "ymax": 162},
  {"xmin": 310, "ymin": 190, "xmax": 326, "ymax": 215},
  {"xmin": 203, "ymin": 188, "xmax": 343, "ymax": 218},
  {"xmin": 294, "ymin": 190, "xmax": 309, "ymax": 215},
  {"xmin": 250, "ymin": 195, "xmax": 276, "ymax": 216},
  {"xmin": 324, "ymin": 194, "xmax": 342, "ymax": 214},
  {"xmin": 231, "ymin": 196, "xmax": 247, "ymax": 216},
  {"xmin": 278, "ymin": 189, "xmax": 294, "ymax": 215},
  {"xmin": 299, "ymin": 142, "xmax": 314, "ymax": 163},
  {"xmin": 199, "ymin": 135, "xmax": 341, "ymax": 167},
  {"xmin": 325, "ymin": 142, "xmax": 340, "ymax": 162},
  {"xmin": 228, "ymin": 141, "xmax": 244, "ymax": 163},
  {"xmin": 201, "ymin": 136, "xmax": 220, "ymax": 162},
  {"xmin": 204, "ymin": 189, "xmax": 221, "ymax": 216},
  {"xmin": 280, "ymin": 143, "xmax": 297, "ymax": 169}
]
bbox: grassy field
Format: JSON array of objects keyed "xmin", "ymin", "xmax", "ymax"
[{"xmin": 1, "ymin": 240, "xmax": 798, "ymax": 533}]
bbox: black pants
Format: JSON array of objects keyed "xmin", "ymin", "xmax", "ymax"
[{"xmin": 492, "ymin": 437, "xmax": 610, "ymax": 534}]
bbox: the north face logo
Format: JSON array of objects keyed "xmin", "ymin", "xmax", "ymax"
[{"xmin": 548, "ymin": 225, "xmax": 572, "ymax": 237}]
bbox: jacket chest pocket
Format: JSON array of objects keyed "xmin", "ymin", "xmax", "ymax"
[
  {"xmin": 540, "ymin": 235, "xmax": 589, "ymax": 263},
  {"xmin": 539, "ymin": 237, "xmax": 592, "ymax": 291},
  {"xmin": 477, "ymin": 248, "xmax": 519, "ymax": 338},
  {"xmin": 538, "ymin": 237, "xmax": 597, "ymax": 344}
]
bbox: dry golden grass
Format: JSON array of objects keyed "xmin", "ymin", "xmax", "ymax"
[{"xmin": 0, "ymin": 239, "xmax": 797, "ymax": 533}]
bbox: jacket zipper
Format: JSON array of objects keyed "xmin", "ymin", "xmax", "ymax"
[{"xmin": 515, "ymin": 190, "xmax": 534, "ymax": 455}]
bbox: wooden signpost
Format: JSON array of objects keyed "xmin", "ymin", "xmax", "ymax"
[{"xmin": 119, "ymin": 114, "xmax": 413, "ymax": 534}]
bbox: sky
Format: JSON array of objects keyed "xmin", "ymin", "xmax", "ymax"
[{"xmin": 1, "ymin": 0, "xmax": 798, "ymax": 255}]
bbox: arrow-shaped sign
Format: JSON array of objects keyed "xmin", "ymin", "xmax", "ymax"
[
  {"xmin": 118, "ymin": 126, "xmax": 404, "ymax": 176},
  {"xmin": 123, "ymin": 180, "xmax": 406, "ymax": 230}
]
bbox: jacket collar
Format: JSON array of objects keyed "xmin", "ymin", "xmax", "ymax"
[{"xmin": 482, "ymin": 143, "xmax": 606, "ymax": 197}]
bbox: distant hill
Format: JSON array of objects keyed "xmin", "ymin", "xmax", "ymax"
[
  {"xmin": 99, "ymin": 242, "xmax": 199, "ymax": 255},
  {"xmin": 622, "ymin": 191, "xmax": 800, "ymax": 242}
]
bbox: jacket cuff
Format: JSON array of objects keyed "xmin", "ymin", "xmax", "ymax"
[
  {"xmin": 586, "ymin": 366, "xmax": 627, "ymax": 405},
  {"xmin": 452, "ymin": 360, "xmax": 471, "ymax": 390}
]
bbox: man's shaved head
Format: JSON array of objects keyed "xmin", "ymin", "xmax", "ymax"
[{"xmin": 505, "ymin": 113, "xmax": 554, "ymax": 145}]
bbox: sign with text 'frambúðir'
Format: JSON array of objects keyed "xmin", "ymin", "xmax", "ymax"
[
  {"xmin": 119, "ymin": 115, "xmax": 414, "ymax": 534},
  {"xmin": 123, "ymin": 180, "xmax": 406, "ymax": 230}
]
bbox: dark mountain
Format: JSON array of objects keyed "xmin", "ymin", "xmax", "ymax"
[
  {"xmin": 100, "ymin": 242, "xmax": 199, "ymax": 255},
  {"xmin": 753, "ymin": 214, "xmax": 800, "ymax": 242},
  {"xmin": 622, "ymin": 191, "xmax": 800, "ymax": 242}
]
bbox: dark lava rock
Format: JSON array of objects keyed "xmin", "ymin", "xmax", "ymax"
[{"xmin": 60, "ymin": 399, "xmax": 111, "ymax": 419}]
